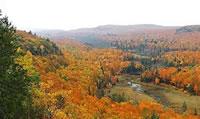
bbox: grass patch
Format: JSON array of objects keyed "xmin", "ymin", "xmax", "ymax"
[{"xmin": 106, "ymin": 74, "xmax": 200, "ymax": 114}]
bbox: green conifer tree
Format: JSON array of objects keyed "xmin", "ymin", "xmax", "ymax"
[{"xmin": 0, "ymin": 10, "xmax": 33, "ymax": 119}]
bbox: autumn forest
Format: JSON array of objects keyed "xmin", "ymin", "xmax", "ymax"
[{"xmin": 1, "ymin": 9, "xmax": 200, "ymax": 119}]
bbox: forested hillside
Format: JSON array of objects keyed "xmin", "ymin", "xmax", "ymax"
[
  {"xmin": 35, "ymin": 25, "xmax": 178, "ymax": 48},
  {"xmin": 1, "ymin": 11, "xmax": 200, "ymax": 119},
  {"xmin": 13, "ymin": 33, "xmax": 200, "ymax": 118}
]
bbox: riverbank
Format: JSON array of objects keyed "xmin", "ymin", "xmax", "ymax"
[{"xmin": 105, "ymin": 74, "xmax": 200, "ymax": 113}]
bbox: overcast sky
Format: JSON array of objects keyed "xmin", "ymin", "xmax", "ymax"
[{"xmin": 1, "ymin": 0, "xmax": 200, "ymax": 30}]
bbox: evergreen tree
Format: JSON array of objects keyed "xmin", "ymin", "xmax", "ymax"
[{"xmin": 0, "ymin": 10, "xmax": 33, "ymax": 119}]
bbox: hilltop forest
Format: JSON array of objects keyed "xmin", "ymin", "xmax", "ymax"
[{"xmin": 1, "ymin": 11, "xmax": 200, "ymax": 119}]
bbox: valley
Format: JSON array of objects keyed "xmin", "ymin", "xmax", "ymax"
[
  {"xmin": 34, "ymin": 24, "xmax": 200, "ymax": 118},
  {"xmin": 2, "ymin": 0, "xmax": 200, "ymax": 118},
  {"xmin": 1, "ymin": 10, "xmax": 200, "ymax": 118},
  {"xmin": 106, "ymin": 74, "xmax": 200, "ymax": 113}
]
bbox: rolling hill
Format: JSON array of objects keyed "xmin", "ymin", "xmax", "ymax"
[{"xmin": 34, "ymin": 24, "xmax": 179, "ymax": 48}]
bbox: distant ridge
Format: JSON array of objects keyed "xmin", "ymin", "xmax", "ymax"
[
  {"xmin": 67, "ymin": 24, "xmax": 176, "ymax": 34},
  {"xmin": 34, "ymin": 24, "xmax": 179, "ymax": 38},
  {"xmin": 176, "ymin": 25, "xmax": 200, "ymax": 34},
  {"xmin": 33, "ymin": 24, "xmax": 200, "ymax": 48}
]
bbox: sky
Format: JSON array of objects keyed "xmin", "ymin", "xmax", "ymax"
[{"xmin": 1, "ymin": 0, "xmax": 200, "ymax": 30}]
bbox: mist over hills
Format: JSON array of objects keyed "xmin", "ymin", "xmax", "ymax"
[
  {"xmin": 33, "ymin": 24, "xmax": 200, "ymax": 48},
  {"xmin": 34, "ymin": 24, "xmax": 178, "ymax": 38}
]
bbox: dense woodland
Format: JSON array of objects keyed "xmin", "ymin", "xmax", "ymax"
[
  {"xmin": 102, "ymin": 27, "xmax": 200, "ymax": 96},
  {"xmin": 1, "ymin": 11, "xmax": 200, "ymax": 119}
]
